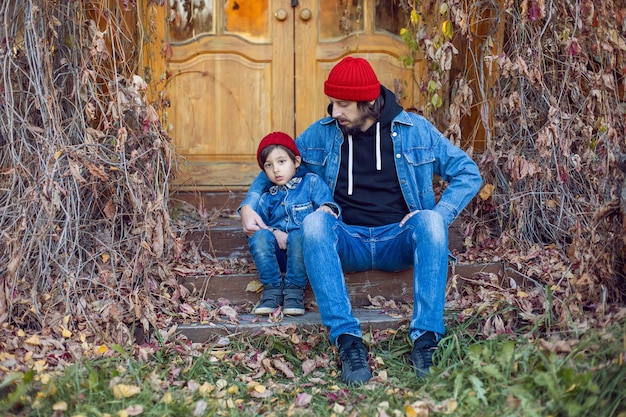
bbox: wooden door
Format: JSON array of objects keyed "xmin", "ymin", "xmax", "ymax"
[{"xmin": 149, "ymin": 1, "xmax": 418, "ymax": 190}]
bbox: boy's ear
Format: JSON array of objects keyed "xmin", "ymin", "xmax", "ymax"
[{"xmin": 295, "ymin": 155, "xmax": 302, "ymax": 167}]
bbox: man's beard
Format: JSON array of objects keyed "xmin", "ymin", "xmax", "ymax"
[{"xmin": 339, "ymin": 115, "xmax": 368, "ymax": 136}]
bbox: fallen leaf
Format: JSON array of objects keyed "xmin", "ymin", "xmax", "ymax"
[
  {"xmin": 294, "ymin": 392, "xmax": 312, "ymax": 407},
  {"xmin": 25, "ymin": 335, "xmax": 40, "ymax": 346},
  {"xmin": 112, "ymin": 384, "xmax": 142, "ymax": 398}
]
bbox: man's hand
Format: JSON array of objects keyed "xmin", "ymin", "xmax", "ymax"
[{"xmin": 240, "ymin": 205, "xmax": 267, "ymax": 237}]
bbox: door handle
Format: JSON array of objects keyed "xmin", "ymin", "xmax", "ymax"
[
  {"xmin": 275, "ymin": 8, "xmax": 288, "ymax": 21},
  {"xmin": 299, "ymin": 8, "xmax": 312, "ymax": 21}
]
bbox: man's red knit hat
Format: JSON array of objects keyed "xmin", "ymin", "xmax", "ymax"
[
  {"xmin": 324, "ymin": 56, "xmax": 381, "ymax": 101},
  {"xmin": 256, "ymin": 132, "xmax": 300, "ymax": 169}
]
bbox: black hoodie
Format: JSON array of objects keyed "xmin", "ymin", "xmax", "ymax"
[{"xmin": 332, "ymin": 86, "xmax": 409, "ymax": 226}]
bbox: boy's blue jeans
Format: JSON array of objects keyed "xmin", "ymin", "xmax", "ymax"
[
  {"xmin": 248, "ymin": 229, "xmax": 307, "ymax": 289},
  {"xmin": 301, "ymin": 210, "xmax": 449, "ymax": 345}
]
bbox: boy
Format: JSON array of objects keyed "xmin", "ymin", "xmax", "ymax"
[{"xmin": 249, "ymin": 132, "xmax": 340, "ymax": 315}]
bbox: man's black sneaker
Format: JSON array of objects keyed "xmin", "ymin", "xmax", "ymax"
[
  {"xmin": 337, "ymin": 334, "xmax": 372, "ymax": 385},
  {"xmin": 252, "ymin": 284, "xmax": 284, "ymax": 315},
  {"xmin": 409, "ymin": 331, "xmax": 438, "ymax": 378}
]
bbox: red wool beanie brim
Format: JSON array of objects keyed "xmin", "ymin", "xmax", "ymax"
[
  {"xmin": 257, "ymin": 132, "xmax": 300, "ymax": 169},
  {"xmin": 324, "ymin": 56, "xmax": 381, "ymax": 101}
]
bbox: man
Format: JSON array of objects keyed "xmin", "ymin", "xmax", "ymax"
[{"xmin": 240, "ymin": 56, "xmax": 482, "ymax": 384}]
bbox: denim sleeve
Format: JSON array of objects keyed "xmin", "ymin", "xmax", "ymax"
[
  {"xmin": 237, "ymin": 171, "xmax": 272, "ymax": 213},
  {"xmin": 432, "ymin": 134, "xmax": 482, "ymax": 225},
  {"xmin": 308, "ymin": 174, "xmax": 341, "ymax": 216}
]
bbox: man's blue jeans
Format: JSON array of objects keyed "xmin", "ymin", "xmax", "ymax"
[
  {"xmin": 301, "ymin": 210, "xmax": 449, "ymax": 345},
  {"xmin": 248, "ymin": 229, "xmax": 307, "ymax": 289}
]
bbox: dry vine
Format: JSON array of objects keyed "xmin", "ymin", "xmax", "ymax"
[
  {"xmin": 448, "ymin": 0, "xmax": 626, "ymax": 302},
  {"xmin": 0, "ymin": 1, "xmax": 179, "ymax": 342}
]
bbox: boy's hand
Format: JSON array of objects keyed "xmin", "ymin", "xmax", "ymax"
[
  {"xmin": 272, "ymin": 229, "xmax": 288, "ymax": 250},
  {"xmin": 317, "ymin": 205, "xmax": 338, "ymax": 218}
]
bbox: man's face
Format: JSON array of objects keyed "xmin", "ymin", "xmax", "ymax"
[{"xmin": 329, "ymin": 97, "xmax": 371, "ymax": 135}]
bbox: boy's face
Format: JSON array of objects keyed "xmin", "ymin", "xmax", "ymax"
[{"xmin": 262, "ymin": 147, "xmax": 301, "ymax": 186}]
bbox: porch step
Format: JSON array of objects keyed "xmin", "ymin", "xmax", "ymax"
[
  {"xmin": 177, "ymin": 309, "xmax": 407, "ymax": 343},
  {"xmin": 176, "ymin": 262, "xmax": 527, "ymax": 343},
  {"xmin": 169, "ymin": 192, "xmax": 517, "ymax": 343},
  {"xmin": 169, "ymin": 191, "xmax": 467, "ymax": 262}
]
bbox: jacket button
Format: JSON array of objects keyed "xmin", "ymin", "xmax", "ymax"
[{"xmin": 396, "ymin": 153, "xmax": 401, "ymax": 158}]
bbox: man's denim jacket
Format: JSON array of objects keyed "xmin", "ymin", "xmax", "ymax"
[
  {"xmin": 257, "ymin": 173, "xmax": 340, "ymax": 233},
  {"xmin": 241, "ymin": 111, "xmax": 482, "ymax": 227}
]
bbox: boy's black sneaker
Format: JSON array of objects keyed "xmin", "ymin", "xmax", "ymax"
[
  {"xmin": 282, "ymin": 286, "xmax": 305, "ymax": 315},
  {"xmin": 253, "ymin": 284, "xmax": 283, "ymax": 315},
  {"xmin": 409, "ymin": 331, "xmax": 438, "ymax": 378},
  {"xmin": 337, "ymin": 334, "xmax": 372, "ymax": 385}
]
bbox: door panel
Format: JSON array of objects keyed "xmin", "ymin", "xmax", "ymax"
[
  {"xmin": 165, "ymin": 0, "xmax": 293, "ymax": 189},
  {"xmin": 295, "ymin": 0, "xmax": 420, "ymax": 135},
  {"xmin": 159, "ymin": 0, "xmax": 418, "ymax": 190}
]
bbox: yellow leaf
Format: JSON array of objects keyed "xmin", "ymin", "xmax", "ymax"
[
  {"xmin": 54, "ymin": 150, "xmax": 63, "ymax": 159},
  {"xmin": 517, "ymin": 290, "xmax": 529, "ymax": 298},
  {"xmin": 442, "ymin": 19, "xmax": 454, "ymax": 39},
  {"xmin": 17, "ymin": 329, "xmax": 25, "ymax": 337},
  {"xmin": 479, "ymin": 184, "xmax": 495, "ymax": 201},
  {"xmin": 96, "ymin": 344, "xmax": 109, "ymax": 354},
  {"xmin": 24, "ymin": 351, "xmax": 33, "ymax": 362},
  {"xmin": 39, "ymin": 373, "xmax": 51, "ymax": 384},
  {"xmin": 227, "ymin": 385, "xmax": 239, "ymax": 395},
  {"xmin": 254, "ymin": 384, "xmax": 266, "ymax": 394},
  {"xmin": 112, "ymin": 383, "xmax": 142, "ymax": 399},
  {"xmin": 62, "ymin": 327, "xmax": 72, "ymax": 338},
  {"xmin": 162, "ymin": 392, "xmax": 173, "ymax": 404},
  {"xmin": 102, "ymin": 253, "xmax": 110, "ymax": 263},
  {"xmin": 33, "ymin": 360, "xmax": 48, "ymax": 372},
  {"xmin": 410, "ymin": 9, "xmax": 419, "ymax": 24},
  {"xmin": 198, "ymin": 382, "xmax": 214, "ymax": 395},
  {"xmin": 52, "ymin": 401, "xmax": 68, "ymax": 411},
  {"xmin": 25, "ymin": 334, "xmax": 41, "ymax": 345},
  {"xmin": 400, "ymin": 27, "xmax": 407, "ymax": 36},
  {"xmin": 406, "ymin": 405, "xmax": 418, "ymax": 417},
  {"xmin": 245, "ymin": 280, "xmax": 263, "ymax": 293}
]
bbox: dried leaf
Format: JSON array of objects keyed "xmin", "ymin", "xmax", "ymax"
[{"xmin": 113, "ymin": 383, "xmax": 142, "ymax": 398}]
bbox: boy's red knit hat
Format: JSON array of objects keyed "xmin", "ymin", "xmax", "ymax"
[
  {"xmin": 324, "ymin": 56, "xmax": 381, "ymax": 101},
  {"xmin": 256, "ymin": 132, "xmax": 300, "ymax": 168}
]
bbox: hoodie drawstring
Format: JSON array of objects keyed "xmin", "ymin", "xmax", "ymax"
[
  {"xmin": 346, "ymin": 122, "xmax": 381, "ymax": 196},
  {"xmin": 376, "ymin": 122, "xmax": 381, "ymax": 170},
  {"xmin": 347, "ymin": 135, "xmax": 353, "ymax": 195}
]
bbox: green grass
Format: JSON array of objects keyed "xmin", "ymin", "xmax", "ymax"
[{"xmin": 1, "ymin": 316, "xmax": 625, "ymax": 417}]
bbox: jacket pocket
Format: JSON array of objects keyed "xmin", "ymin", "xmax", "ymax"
[
  {"xmin": 291, "ymin": 202, "xmax": 314, "ymax": 225},
  {"xmin": 301, "ymin": 147, "xmax": 329, "ymax": 167},
  {"xmin": 402, "ymin": 147, "xmax": 435, "ymax": 166}
]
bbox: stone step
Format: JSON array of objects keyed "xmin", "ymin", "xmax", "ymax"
[
  {"xmin": 169, "ymin": 192, "xmax": 529, "ymax": 343},
  {"xmin": 176, "ymin": 262, "xmax": 528, "ymax": 342},
  {"xmin": 169, "ymin": 191, "xmax": 467, "ymax": 262}
]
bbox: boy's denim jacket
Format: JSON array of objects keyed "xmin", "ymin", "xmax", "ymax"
[
  {"xmin": 241, "ymin": 111, "xmax": 482, "ymax": 227},
  {"xmin": 257, "ymin": 172, "xmax": 340, "ymax": 233}
]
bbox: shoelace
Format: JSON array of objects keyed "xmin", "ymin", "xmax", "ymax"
[{"xmin": 341, "ymin": 342, "xmax": 368, "ymax": 370}]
